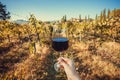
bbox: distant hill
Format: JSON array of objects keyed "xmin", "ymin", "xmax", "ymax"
[{"xmin": 13, "ymin": 19, "xmax": 28, "ymax": 24}]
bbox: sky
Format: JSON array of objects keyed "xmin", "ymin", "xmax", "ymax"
[{"xmin": 0, "ymin": 0, "xmax": 120, "ymax": 21}]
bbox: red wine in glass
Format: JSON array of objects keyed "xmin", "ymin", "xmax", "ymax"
[{"xmin": 52, "ymin": 37, "xmax": 69, "ymax": 52}]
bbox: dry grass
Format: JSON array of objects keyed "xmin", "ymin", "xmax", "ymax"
[
  {"xmin": 73, "ymin": 41, "xmax": 120, "ymax": 80},
  {"xmin": 0, "ymin": 41, "xmax": 120, "ymax": 80}
]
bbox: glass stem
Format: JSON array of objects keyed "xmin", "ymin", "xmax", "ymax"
[{"xmin": 59, "ymin": 52, "xmax": 62, "ymax": 57}]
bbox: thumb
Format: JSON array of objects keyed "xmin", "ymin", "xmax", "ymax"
[{"xmin": 59, "ymin": 59, "xmax": 69, "ymax": 69}]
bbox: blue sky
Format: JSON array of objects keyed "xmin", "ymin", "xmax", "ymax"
[{"xmin": 0, "ymin": 0, "xmax": 120, "ymax": 21}]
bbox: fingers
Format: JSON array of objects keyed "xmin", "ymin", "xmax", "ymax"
[
  {"xmin": 57, "ymin": 57, "xmax": 68, "ymax": 68},
  {"xmin": 57, "ymin": 57, "xmax": 69, "ymax": 62},
  {"xmin": 58, "ymin": 57, "xmax": 75, "ymax": 68},
  {"xmin": 58, "ymin": 57, "xmax": 73, "ymax": 64},
  {"xmin": 57, "ymin": 57, "xmax": 74, "ymax": 69}
]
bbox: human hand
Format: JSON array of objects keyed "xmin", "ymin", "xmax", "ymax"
[{"xmin": 57, "ymin": 57, "xmax": 80, "ymax": 80}]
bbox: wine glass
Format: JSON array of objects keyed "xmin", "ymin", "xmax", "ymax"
[{"xmin": 52, "ymin": 26, "xmax": 69, "ymax": 71}]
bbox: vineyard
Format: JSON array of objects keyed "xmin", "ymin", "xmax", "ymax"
[{"xmin": 0, "ymin": 9, "xmax": 120, "ymax": 80}]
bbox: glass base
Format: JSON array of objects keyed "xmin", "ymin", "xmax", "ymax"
[{"xmin": 54, "ymin": 62, "xmax": 61, "ymax": 72}]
